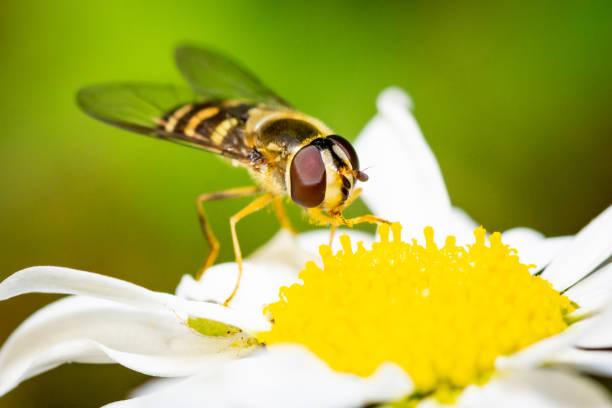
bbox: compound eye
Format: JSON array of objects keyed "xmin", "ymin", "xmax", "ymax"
[
  {"xmin": 290, "ymin": 145, "xmax": 326, "ymax": 208},
  {"xmin": 328, "ymin": 135, "xmax": 359, "ymax": 170}
]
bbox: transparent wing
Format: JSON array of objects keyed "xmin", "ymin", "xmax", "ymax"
[
  {"xmin": 175, "ymin": 45, "xmax": 291, "ymax": 108},
  {"xmin": 76, "ymin": 82, "xmax": 252, "ymax": 161}
]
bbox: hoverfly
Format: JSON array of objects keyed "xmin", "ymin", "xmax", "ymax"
[{"xmin": 78, "ymin": 46, "xmax": 388, "ymax": 305}]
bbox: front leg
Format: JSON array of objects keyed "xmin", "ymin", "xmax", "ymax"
[
  {"xmin": 307, "ymin": 208, "xmax": 391, "ymax": 249},
  {"xmin": 307, "ymin": 208, "xmax": 389, "ymax": 228},
  {"xmin": 225, "ymin": 193, "xmax": 275, "ymax": 305}
]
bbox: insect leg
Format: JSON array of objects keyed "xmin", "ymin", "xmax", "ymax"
[
  {"xmin": 343, "ymin": 187, "xmax": 363, "ymax": 208},
  {"xmin": 318, "ymin": 188, "xmax": 362, "ymax": 247},
  {"xmin": 339, "ymin": 190, "xmax": 391, "ymax": 226},
  {"xmin": 272, "ymin": 196, "xmax": 296, "ymax": 234},
  {"xmin": 328, "ymin": 224, "xmax": 338, "ymax": 247},
  {"xmin": 343, "ymin": 214, "xmax": 391, "ymax": 227},
  {"xmin": 306, "ymin": 208, "xmax": 342, "ymax": 226},
  {"xmin": 196, "ymin": 186, "xmax": 262, "ymax": 280},
  {"xmin": 306, "ymin": 208, "xmax": 341, "ymax": 249},
  {"xmin": 225, "ymin": 193, "xmax": 275, "ymax": 306},
  {"xmin": 307, "ymin": 208, "xmax": 390, "ymax": 228}
]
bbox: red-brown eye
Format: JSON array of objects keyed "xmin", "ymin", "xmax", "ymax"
[
  {"xmin": 290, "ymin": 145, "xmax": 326, "ymax": 208},
  {"xmin": 328, "ymin": 135, "xmax": 359, "ymax": 170}
]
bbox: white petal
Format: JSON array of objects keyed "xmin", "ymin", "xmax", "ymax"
[
  {"xmin": 354, "ymin": 87, "xmax": 452, "ymax": 240},
  {"xmin": 541, "ymin": 205, "xmax": 612, "ymax": 291},
  {"xmin": 175, "ymin": 261, "xmax": 299, "ymax": 313},
  {"xmin": 0, "ymin": 296, "xmax": 250, "ymax": 397},
  {"xmin": 501, "ymin": 228, "xmax": 573, "ymax": 272},
  {"xmin": 548, "ymin": 349, "xmax": 612, "ymax": 377},
  {"xmin": 129, "ymin": 377, "xmax": 184, "ymax": 398},
  {"xmin": 449, "ymin": 207, "xmax": 480, "ymax": 245},
  {"xmin": 454, "ymin": 369, "xmax": 612, "ymax": 408},
  {"xmin": 568, "ymin": 297, "xmax": 612, "ymax": 349},
  {"xmin": 496, "ymin": 319, "xmax": 596, "ymax": 371},
  {"xmin": 247, "ymin": 229, "xmax": 317, "ymax": 271},
  {"xmin": 104, "ymin": 344, "xmax": 413, "ymax": 408},
  {"xmin": 499, "ymin": 300, "xmax": 612, "ymax": 370},
  {"xmin": 0, "ymin": 266, "xmax": 270, "ymax": 333},
  {"xmin": 248, "ymin": 228, "xmax": 375, "ymax": 271},
  {"xmin": 565, "ymin": 263, "xmax": 612, "ymax": 314}
]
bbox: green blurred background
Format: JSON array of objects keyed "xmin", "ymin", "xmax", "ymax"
[{"xmin": 0, "ymin": 1, "xmax": 611, "ymax": 406}]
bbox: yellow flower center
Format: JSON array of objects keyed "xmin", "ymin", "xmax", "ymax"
[{"xmin": 259, "ymin": 223, "xmax": 575, "ymax": 400}]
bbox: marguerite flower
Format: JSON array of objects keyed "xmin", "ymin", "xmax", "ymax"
[{"xmin": 1, "ymin": 88, "xmax": 611, "ymax": 408}]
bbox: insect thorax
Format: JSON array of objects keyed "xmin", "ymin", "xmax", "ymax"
[{"xmin": 245, "ymin": 108, "xmax": 333, "ymax": 196}]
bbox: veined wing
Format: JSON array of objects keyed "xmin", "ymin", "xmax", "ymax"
[
  {"xmin": 175, "ymin": 45, "xmax": 291, "ymax": 108},
  {"xmin": 77, "ymin": 82, "xmax": 253, "ymax": 162}
]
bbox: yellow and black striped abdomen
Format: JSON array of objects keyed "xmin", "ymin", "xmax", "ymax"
[{"xmin": 161, "ymin": 101, "xmax": 254, "ymax": 152}]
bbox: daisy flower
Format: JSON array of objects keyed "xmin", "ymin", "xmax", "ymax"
[{"xmin": 1, "ymin": 88, "xmax": 611, "ymax": 408}]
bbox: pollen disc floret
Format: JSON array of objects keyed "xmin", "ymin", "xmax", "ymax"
[{"xmin": 259, "ymin": 223, "xmax": 576, "ymax": 400}]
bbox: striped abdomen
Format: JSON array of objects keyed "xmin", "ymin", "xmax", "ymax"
[{"xmin": 160, "ymin": 101, "xmax": 254, "ymax": 153}]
